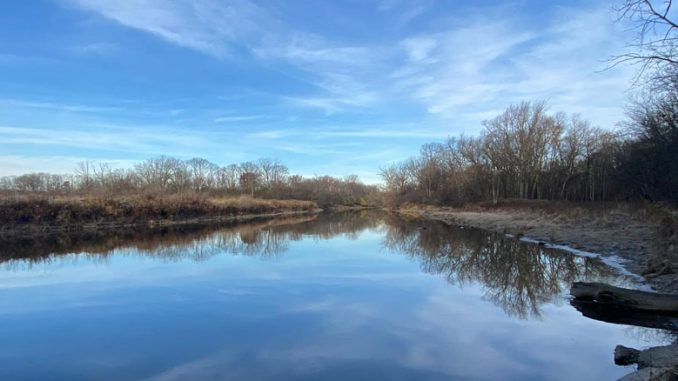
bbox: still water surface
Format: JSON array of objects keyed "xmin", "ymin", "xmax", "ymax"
[{"xmin": 0, "ymin": 212, "xmax": 668, "ymax": 380}]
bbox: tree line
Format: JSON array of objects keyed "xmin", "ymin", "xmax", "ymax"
[
  {"xmin": 380, "ymin": 1, "xmax": 678, "ymax": 206},
  {"xmin": 3, "ymin": 1, "xmax": 676, "ymax": 209},
  {"xmin": 380, "ymin": 95, "xmax": 677, "ymax": 205},
  {"xmin": 0, "ymin": 157, "xmax": 381, "ymax": 208}
]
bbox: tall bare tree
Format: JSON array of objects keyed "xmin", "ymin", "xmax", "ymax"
[{"xmin": 615, "ymin": 0, "xmax": 678, "ymax": 89}]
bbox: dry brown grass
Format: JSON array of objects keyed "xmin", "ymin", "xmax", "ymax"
[
  {"xmin": 0, "ymin": 194, "xmax": 319, "ymax": 232},
  {"xmin": 399, "ymin": 199, "xmax": 677, "ymax": 230}
]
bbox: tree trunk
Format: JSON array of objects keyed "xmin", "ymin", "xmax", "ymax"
[
  {"xmin": 570, "ymin": 282, "xmax": 678, "ymax": 314},
  {"xmin": 571, "ymin": 298, "xmax": 678, "ymax": 330}
]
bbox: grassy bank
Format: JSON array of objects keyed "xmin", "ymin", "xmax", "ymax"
[
  {"xmin": 0, "ymin": 194, "xmax": 320, "ymax": 236},
  {"xmin": 396, "ymin": 200, "xmax": 678, "ymax": 293}
]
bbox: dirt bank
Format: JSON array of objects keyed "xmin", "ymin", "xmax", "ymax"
[
  {"xmin": 397, "ymin": 201, "xmax": 678, "ymax": 294},
  {"xmin": 0, "ymin": 195, "xmax": 320, "ymax": 237}
]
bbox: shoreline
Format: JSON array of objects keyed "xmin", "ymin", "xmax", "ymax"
[
  {"xmin": 396, "ymin": 204, "xmax": 678, "ymax": 294},
  {"xmin": 3, "ymin": 199, "xmax": 676, "ymax": 294},
  {"xmin": 0, "ymin": 195, "xmax": 322, "ymax": 238},
  {"xmin": 0, "ymin": 209, "xmax": 323, "ymax": 239}
]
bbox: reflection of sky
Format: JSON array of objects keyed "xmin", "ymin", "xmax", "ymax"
[{"xmin": 0, "ymin": 229, "xmax": 654, "ymax": 380}]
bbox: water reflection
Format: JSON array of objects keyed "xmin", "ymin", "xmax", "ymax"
[
  {"xmin": 0, "ymin": 215, "xmax": 307, "ymax": 265},
  {"xmin": 0, "ymin": 213, "xmax": 381, "ymax": 267},
  {"xmin": 2, "ymin": 212, "xmax": 616, "ymax": 318},
  {"xmin": 381, "ymin": 215, "xmax": 617, "ymax": 318}
]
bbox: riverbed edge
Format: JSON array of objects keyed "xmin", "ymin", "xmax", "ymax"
[
  {"xmin": 0, "ymin": 209, "xmax": 325, "ymax": 239},
  {"xmin": 394, "ymin": 205, "xmax": 678, "ymax": 295}
]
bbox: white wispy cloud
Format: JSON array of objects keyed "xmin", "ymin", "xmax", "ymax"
[
  {"xmin": 316, "ymin": 128, "xmax": 447, "ymax": 139},
  {"xmin": 392, "ymin": 23, "xmax": 536, "ymax": 114},
  {"xmin": 400, "ymin": 37, "xmax": 438, "ymax": 63},
  {"xmin": 0, "ymin": 98, "xmax": 121, "ymax": 113},
  {"xmin": 65, "ymin": 0, "xmax": 386, "ymax": 115},
  {"xmin": 73, "ymin": 41, "xmax": 119, "ymax": 55},
  {"xmin": 245, "ymin": 124, "xmax": 449, "ymax": 140},
  {"xmin": 66, "ymin": 0, "xmax": 276, "ymax": 58},
  {"xmin": 389, "ymin": 4, "xmax": 634, "ymax": 129},
  {"xmin": 0, "ymin": 155, "xmax": 137, "ymax": 175},
  {"xmin": 213, "ymin": 115, "xmax": 266, "ymax": 123},
  {"xmin": 0, "ymin": 124, "xmax": 213, "ymax": 156},
  {"xmin": 377, "ymin": 0, "xmax": 431, "ymax": 26},
  {"xmin": 285, "ymin": 94, "xmax": 377, "ymax": 115},
  {"xmin": 24, "ymin": 0, "xmax": 640, "ymax": 183},
  {"xmin": 62, "ymin": 0, "xmax": 635, "ymax": 128},
  {"xmin": 255, "ymin": 36, "xmax": 385, "ymax": 114}
]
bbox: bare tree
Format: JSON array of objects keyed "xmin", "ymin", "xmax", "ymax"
[
  {"xmin": 256, "ymin": 158, "xmax": 289, "ymax": 194},
  {"xmin": 3, "ymin": 154, "xmax": 380, "ymax": 206},
  {"xmin": 238, "ymin": 162, "xmax": 261, "ymax": 197},
  {"xmin": 215, "ymin": 164, "xmax": 239, "ymax": 193},
  {"xmin": 134, "ymin": 156, "xmax": 189, "ymax": 193},
  {"xmin": 75, "ymin": 161, "xmax": 94, "ymax": 191},
  {"xmin": 615, "ymin": 0, "xmax": 678, "ymax": 88},
  {"xmin": 186, "ymin": 158, "xmax": 218, "ymax": 192},
  {"xmin": 378, "ymin": 100, "xmax": 661, "ymax": 205}
]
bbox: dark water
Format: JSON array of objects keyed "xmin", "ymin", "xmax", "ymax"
[{"xmin": 0, "ymin": 212, "xmax": 669, "ymax": 380}]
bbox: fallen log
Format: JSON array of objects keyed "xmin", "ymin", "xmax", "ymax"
[
  {"xmin": 570, "ymin": 298, "xmax": 678, "ymax": 331},
  {"xmin": 571, "ymin": 283, "xmax": 678, "ymax": 381},
  {"xmin": 570, "ymin": 282, "xmax": 678, "ymax": 314}
]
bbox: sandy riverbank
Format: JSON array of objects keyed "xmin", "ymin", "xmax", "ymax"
[{"xmin": 397, "ymin": 201, "xmax": 678, "ymax": 294}]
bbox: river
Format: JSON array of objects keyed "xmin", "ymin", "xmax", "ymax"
[{"xmin": 0, "ymin": 211, "xmax": 670, "ymax": 380}]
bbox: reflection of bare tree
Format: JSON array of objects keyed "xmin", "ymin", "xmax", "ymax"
[
  {"xmin": 0, "ymin": 212, "xmax": 384, "ymax": 270},
  {"xmin": 0, "ymin": 216, "xmax": 306, "ymax": 268},
  {"xmin": 267, "ymin": 209, "xmax": 382, "ymax": 240},
  {"xmin": 382, "ymin": 215, "xmax": 618, "ymax": 318},
  {"xmin": 1, "ymin": 211, "xmax": 622, "ymax": 320}
]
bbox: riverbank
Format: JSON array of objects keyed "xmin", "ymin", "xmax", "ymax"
[
  {"xmin": 0, "ymin": 213, "xmax": 322, "ymax": 264},
  {"xmin": 396, "ymin": 201, "xmax": 678, "ymax": 294},
  {"xmin": 0, "ymin": 195, "xmax": 320, "ymax": 237}
]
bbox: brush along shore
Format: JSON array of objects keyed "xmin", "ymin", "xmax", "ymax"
[{"xmin": 0, "ymin": 194, "xmax": 321, "ymax": 236}]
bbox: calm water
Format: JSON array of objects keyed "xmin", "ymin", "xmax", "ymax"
[{"xmin": 0, "ymin": 212, "xmax": 669, "ymax": 380}]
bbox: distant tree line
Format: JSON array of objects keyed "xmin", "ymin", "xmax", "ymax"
[
  {"xmin": 380, "ymin": 96, "xmax": 677, "ymax": 205},
  {"xmin": 0, "ymin": 157, "xmax": 380, "ymax": 208}
]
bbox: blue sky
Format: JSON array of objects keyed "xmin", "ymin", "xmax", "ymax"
[{"xmin": 0, "ymin": 0, "xmax": 635, "ymax": 183}]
